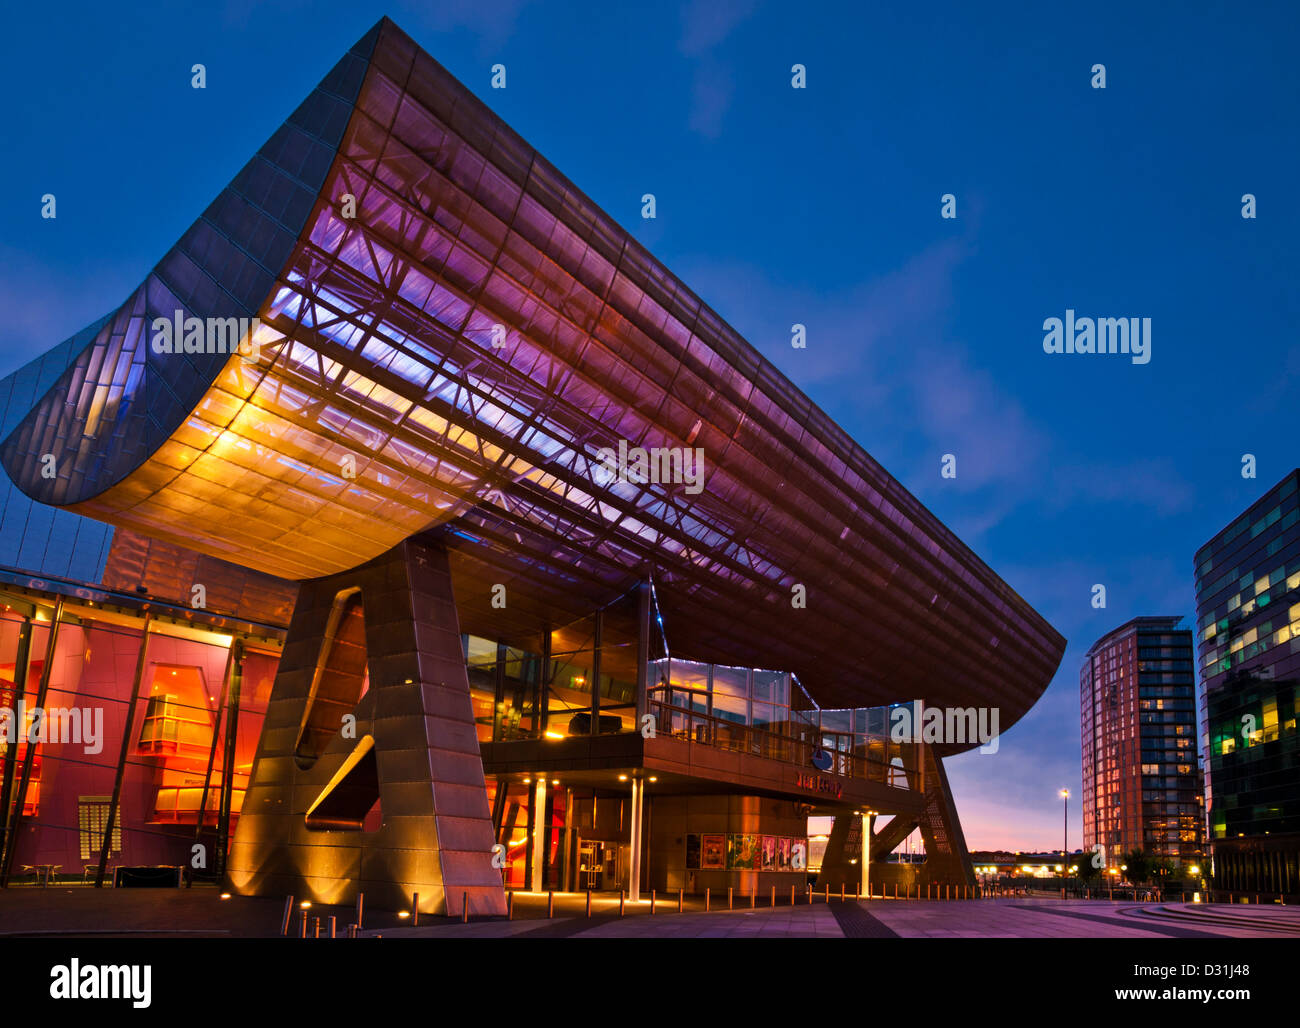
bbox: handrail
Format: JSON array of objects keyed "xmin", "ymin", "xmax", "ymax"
[{"xmin": 646, "ymin": 696, "xmax": 912, "ymax": 786}]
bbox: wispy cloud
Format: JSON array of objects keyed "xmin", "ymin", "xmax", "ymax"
[
  {"xmin": 677, "ymin": 0, "xmax": 757, "ymax": 137},
  {"xmin": 678, "ymin": 0, "xmax": 758, "ymax": 56},
  {"xmin": 395, "ymin": 0, "xmax": 537, "ymax": 51}
]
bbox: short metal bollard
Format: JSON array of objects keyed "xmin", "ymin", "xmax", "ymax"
[
  {"xmin": 728, "ymin": 886, "xmax": 733, "ymax": 910},
  {"xmin": 651, "ymin": 889, "xmax": 656, "ymax": 915},
  {"xmin": 280, "ymin": 896, "xmax": 295, "ymax": 937},
  {"xmin": 547, "ymin": 891, "xmax": 554, "ymax": 918},
  {"xmin": 771, "ymin": 886, "xmax": 776, "ymax": 907},
  {"xmin": 508, "ymin": 891, "xmax": 515, "ymax": 921},
  {"xmin": 587, "ymin": 890, "xmax": 593, "ymax": 917},
  {"xmin": 678, "ymin": 889, "xmax": 684, "ymax": 913},
  {"xmin": 840, "ymin": 883, "xmax": 845, "ymax": 902},
  {"xmin": 620, "ymin": 890, "xmax": 626, "ymax": 916},
  {"xmin": 462, "ymin": 891, "xmax": 468, "ymax": 923},
  {"xmin": 356, "ymin": 893, "xmax": 364, "ymax": 931},
  {"xmin": 705, "ymin": 887, "xmax": 710, "ymax": 912},
  {"xmin": 412, "ymin": 892, "xmax": 419, "ymax": 927},
  {"xmin": 347, "ymin": 923, "xmax": 358, "ymax": 939},
  {"xmin": 790, "ymin": 885, "xmax": 795, "ymax": 906},
  {"xmin": 329, "ymin": 916, "xmax": 336, "ymax": 939}
]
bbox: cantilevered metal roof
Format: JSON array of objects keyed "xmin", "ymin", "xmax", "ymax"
[{"xmin": 0, "ymin": 18, "xmax": 1064, "ymax": 734}]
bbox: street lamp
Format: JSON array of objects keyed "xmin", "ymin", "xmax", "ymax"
[{"xmin": 1059, "ymin": 789, "xmax": 1069, "ymax": 899}]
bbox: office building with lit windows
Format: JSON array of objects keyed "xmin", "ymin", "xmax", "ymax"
[
  {"xmin": 0, "ymin": 18, "xmax": 1065, "ymax": 915},
  {"xmin": 1080, "ymin": 617, "xmax": 1202, "ymax": 869},
  {"xmin": 1194, "ymin": 470, "xmax": 1300, "ymax": 900}
]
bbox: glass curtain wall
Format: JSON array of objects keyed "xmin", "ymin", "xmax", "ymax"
[{"xmin": 0, "ymin": 594, "xmax": 279, "ymax": 885}]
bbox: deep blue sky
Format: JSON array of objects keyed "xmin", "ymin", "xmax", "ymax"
[{"xmin": 3, "ymin": 1, "xmax": 1298, "ymax": 849}]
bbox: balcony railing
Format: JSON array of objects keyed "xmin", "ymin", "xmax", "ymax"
[{"xmin": 646, "ymin": 696, "xmax": 913, "ymax": 788}]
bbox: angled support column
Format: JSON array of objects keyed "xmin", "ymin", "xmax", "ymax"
[
  {"xmin": 916, "ymin": 747, "xmax": 976, "ymax": 887},
  {"xmin": 226, "ymin": 537, "xmax": 506, "ymax": 916}
]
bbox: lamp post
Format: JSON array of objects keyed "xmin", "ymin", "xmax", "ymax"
[{"xmin": 1059, "ymin": 789, "xmax": 1069, "ymax": 899}]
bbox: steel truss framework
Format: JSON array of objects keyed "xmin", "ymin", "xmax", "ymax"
[{"xmin": 1, "ymin": 18, "xmax": 1064, "ymax": 743}]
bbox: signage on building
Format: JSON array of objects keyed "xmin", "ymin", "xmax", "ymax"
[{"xmin": 794, "ymin": 771, "xmax": 842, "ymax": 799}]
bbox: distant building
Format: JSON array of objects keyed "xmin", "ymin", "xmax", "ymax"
[
  {"xmin": 1080, "ymin": 617, "xmax": 1203, "ymax": 869},
  {"xmin": 1195, "ymin": 470, "xmax": 1300, "ymax": 900}
]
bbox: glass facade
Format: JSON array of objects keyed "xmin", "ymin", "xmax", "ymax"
[
  {"xmin": 1194, "ymin": 470, "xmax": 1300, "ymax": 896},
  {"xmin": 1080, "ymin": 617, "xmax": 1202, "ymax": 867},
  {"xmin": 0, "ymin": 328, "xmax": 115, "ymax": 583},
  {"xmin": 0, "ymin": 581, "xmax": 281, "ymax": 884}
]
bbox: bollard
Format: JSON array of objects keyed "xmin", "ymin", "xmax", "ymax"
[
  {"xmin": 729, "ymin": 886, "xmax": 734, "ymax": 910},
  {"xmin": 806, "ymin": 884, "xmax": 812, "ymax": 905},
  {"xmin": 790, "ymin": 885, "xmax": 795, "ymax": 907},
  {"xmin": 678, "ymin": 889, "xmax": 684, "ymax": 913},
  {"xmin": 620, "ymin": 890, "xmax": 626, "ymax": 916},
  {"xmin": 651, "ymin": 890, "xmax": 656, "ymax": 915},
  {"xmin": 314, "ymin": 917, "xmax": 322, "ymax": 939},
  {"xmin": 329, "ymin": 916, "xmax": 336, "ymax": 939},
  {"xmin": 548, "ymin": 891, "xmax": 554, "ymax": 918},
  {"xmin": 462, "ymin": 891, "xmax": 468, "ymax": 923},
  {"xmin": 705, "ymin": 887, "xmax": 710, "ymax": 912},
  {"xmin": 508, "ymin": 891, "xmax": 514, "ymax": 921},
  {"xmin": 825, "ymin": 883, "xmax": 830, "ymax": 903},
  {"xmin": 299, "ymin": 911, "xmax": 307, "ymax": 939},
  {"xmin": 840, "ymin": 883, "xmax": 845, "ymax": 903},
  {"xmin": 356, "ymin": 893, "xmax": 365, "ymax": 931},
  {"xmin": 586, "ymin": 890, "xmax": 592, "ymax": 917},
  {"xmin": 751, "ymin": 883, "xmax": 756, "ymax": 908},
  {"xmin": 347, "ymin": 923, "xmax": 358, "ymax": 939},
  {"xmin": 894, "ymin": 883, "xmax": 898, "ymax": 900},
  {"xmin": 771, "ymin": 885, "xmax": 776, "ymax": 907},
  {"xmin": 412, "ymin": 893, "xmax": 419, "ymax": 927},
  {"xmin": 280, "ymin": 896, "xmax": 295, "ymax": 937}
]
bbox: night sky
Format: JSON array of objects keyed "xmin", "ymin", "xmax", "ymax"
[{"xmin": 3, "ymin": 1, "xmax": 1297, "ymax": 849}]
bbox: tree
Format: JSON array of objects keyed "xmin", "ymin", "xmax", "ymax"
[
  {"xmin": 1076, "ymin": 848, "xmax": 1104, "ymax": 885},
  {"xmin": 1122, "ymin": 849, "xmax": 1152, "ymax": 886}
]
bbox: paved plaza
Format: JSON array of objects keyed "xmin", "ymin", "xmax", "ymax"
[{"xmin": 2, "ymin": 886, "xmax": 1298, "ymax": 939}]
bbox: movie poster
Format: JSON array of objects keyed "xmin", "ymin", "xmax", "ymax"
[
  {"xmin": 727, "ymin": 833, "xmax": 759, "ymax": 869},
  {"xmin": 701, "ymin": 834, "xmax": 725, "ymax": 869},
  {"xmin": 777, "ymin": 837, "xmax": 792, "ymax": 871},
  {"xmin": 761, "ymin": 835, "xmax": 777, "ymax": 870}
]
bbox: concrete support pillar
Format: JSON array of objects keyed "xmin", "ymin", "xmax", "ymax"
[
  {"xmin": 629, "ymin": 777, "xmax": 644, "ymax": 902},
  {"xmin": 531, "ymin": 777, "xmax": 547, "ymax": 892},
  {"xmin": 861, "ymin": 811, "xmax": 872, "ymax": 898}
]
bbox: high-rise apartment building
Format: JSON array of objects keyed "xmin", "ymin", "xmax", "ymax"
[
  {"xmin": 1081, "ymin": 617, "xmax": 1203, "ymax": 869},
  {"xmin": 1194, "ymin": 470, "xmax": 1300, "ymax": 899}
]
